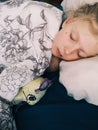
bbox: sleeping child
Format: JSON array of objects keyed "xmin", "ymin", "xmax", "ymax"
[{"xmin": 1, "ymin": 0, "xmax": 98, "ymax": 129}]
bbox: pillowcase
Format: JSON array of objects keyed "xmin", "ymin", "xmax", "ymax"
[
  {"xmin": 61, "ymin": 0, "xmax": 98, "ymax": 12},
  {"xmin": 59, "ymin": 56, "xmax": 98, "ymax": 106}
]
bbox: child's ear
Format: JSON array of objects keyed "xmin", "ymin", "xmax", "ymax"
[{"xmin": 62, "ymin": 17, "xmax": 73, "ymax": 27}]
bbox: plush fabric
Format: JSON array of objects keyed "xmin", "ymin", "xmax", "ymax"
[{"xmin": 59, "ymin": 56, "xmax": 98, "ymax": 106}]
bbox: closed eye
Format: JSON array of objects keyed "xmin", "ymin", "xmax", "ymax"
[
  {"xmin": 70, "ymin": 30, "xmax": 79, "ymax": 42},
  {"xmin": 70, "ymin": 33, "xmax": 74, "ymax": 41},
  {"xmin": 77, "ymin": 50, "xmax": 87, "ymax": 58}
]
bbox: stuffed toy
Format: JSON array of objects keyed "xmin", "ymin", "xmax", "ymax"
[{"xmin": 13, "ymin": 77, "xmax": 52, "ymax": 105}]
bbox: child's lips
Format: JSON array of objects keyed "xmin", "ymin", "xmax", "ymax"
[{"xmin": 56, "ymin": 48, "xmax": 62, "ymax": 57}]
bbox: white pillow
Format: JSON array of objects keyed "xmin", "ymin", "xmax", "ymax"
[
  {"xmin": 61, "ymin": 0, "xmax": 98, "ymax": 12},
  {"xmin": 59, "ymin": 56, "xmax": 98, "ymax": 106}
]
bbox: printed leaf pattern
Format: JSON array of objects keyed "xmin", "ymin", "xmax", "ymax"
[{"xmin": 0, "ymin": 0, "xmax": 62, "ymax": 129}]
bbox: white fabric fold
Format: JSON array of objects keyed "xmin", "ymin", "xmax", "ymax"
[{"xmin": 59, "ymin": 56, "xmax": 98, "ymax": 106}]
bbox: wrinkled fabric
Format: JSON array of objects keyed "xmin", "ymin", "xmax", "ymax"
[
  {"xmin": 0, "ymin": 0, "xmax": 62, "ymax": 129},
  {"xmin": 0, "ymin": 0, "xmax": 62, "ymax": 101},
  {"xmin": 0, "ymin": 98, "xmax": 16, "ymax": 130},
  {"xmin": 59, "ymin": 56, "xmax": 98, "ymax": 106}
]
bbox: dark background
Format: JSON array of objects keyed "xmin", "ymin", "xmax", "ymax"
[{"xmin": 0, "ymin": 0, "xmax": 63, "ymax": 6}]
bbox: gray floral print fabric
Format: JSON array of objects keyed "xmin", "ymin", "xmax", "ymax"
[{"xmin": 0, "ymin": 0, "xmax": 62, "ymax": 129}]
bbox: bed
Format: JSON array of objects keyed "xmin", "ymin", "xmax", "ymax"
[
  {"xmin": 0, "ymin": 0, "xmax": 98, "ymax": 130},
  {"xmin": 13, "ymin": 71, "xmax": 98, "ymax": 130},
  {"xmin": 13, "ymin": 0, "xmax": 98, "ymax": 130}
]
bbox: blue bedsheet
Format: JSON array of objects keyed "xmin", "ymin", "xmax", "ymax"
[{"xmin": 14, "ymin": 71, "xmax": 98, "ymax": 130}]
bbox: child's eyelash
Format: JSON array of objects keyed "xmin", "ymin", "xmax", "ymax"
[
  {"xmin": 77, "ymin": 50, "xmax": 86, "ymax": 58},
  {"xmin": 70, "ymin": 33, "xmax": 74, "ymax": 40},
  {"xmin": 77, "ymin": 51, "xmax": 83, "ymax": 58}
]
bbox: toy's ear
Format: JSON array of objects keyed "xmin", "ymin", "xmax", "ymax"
[
  {"xmin": 39, "ymin": 79, "xmax": 52, "ymax": 90},
  {"xmin": 35, "ymin": 79, "xmax": 52, "ymax": 94}
]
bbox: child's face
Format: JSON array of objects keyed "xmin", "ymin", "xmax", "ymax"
[{"xmin": 52, "ymin": 18, "xmax": 98, "ymax": 61}]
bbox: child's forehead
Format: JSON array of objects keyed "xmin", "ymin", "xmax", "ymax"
[
  {"xmin": 70, "ymin": 17, "xmax": 95, "ymax": 29},
  {"xmin": 63, "ymin": 16, "xmax": 98, "ymax": 36}
]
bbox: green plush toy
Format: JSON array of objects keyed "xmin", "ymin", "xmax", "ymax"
[{"xmin": 13, "ymin": 77, "xmax": 51, "ymax": 105}]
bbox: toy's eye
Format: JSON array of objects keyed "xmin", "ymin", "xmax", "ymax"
[{"xmin": 27, "ymin": 94, "xmax": 36, "ymax": 101}]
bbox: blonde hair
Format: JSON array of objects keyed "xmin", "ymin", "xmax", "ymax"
[{"xmin": 67, "ymin": 3, "xmax": 98, "ymax": 35}]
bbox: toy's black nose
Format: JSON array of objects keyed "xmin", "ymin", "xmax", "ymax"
[{"xmin": 27, "ymin": 94, "xmax": 36, "ymax": 101}]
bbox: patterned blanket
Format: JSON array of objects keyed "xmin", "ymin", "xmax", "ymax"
[{"xmin": 0, "ymin": 0, "xmax": 62, "ymax": 129}]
